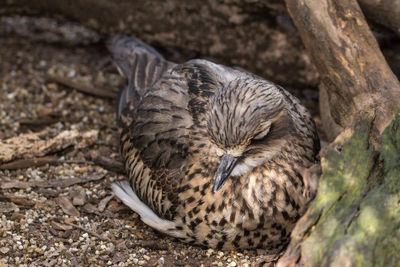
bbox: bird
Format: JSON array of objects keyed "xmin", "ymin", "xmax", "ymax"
[{"xmin": 108, "ymin": 35, "xmax": 320, "ymax": 251}]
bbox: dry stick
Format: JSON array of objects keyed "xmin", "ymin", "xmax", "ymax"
[
  {"xmin": 91, "ymin": 153, "xmax": 125, "ymax": 174},
  {"xmin": 18, "ymin": 117, "xmax": 59, "ymax": 128},
  {"xmin": 47, "ymin": 74, "xmax": 116, "ymax": 99},
  {"xmin": 0, "ymin": 174, "xmax": 105, "ymax": 189},
  {"xmin": 0, "ymin": 156, "xmax": 59, "ymax": 170}
]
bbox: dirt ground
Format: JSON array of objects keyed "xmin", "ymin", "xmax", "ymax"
[{"xmin": 0, "ymin": 29, "xmax": 320, "ymax": 266}]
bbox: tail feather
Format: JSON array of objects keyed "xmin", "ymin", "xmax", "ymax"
[
  {"xmin": 107, "ymin": 35, "xmax": 175, "ymax": 120},
  {"xmin": 112, "ymin": 181, "xmax": 184, "ymax": 238}
]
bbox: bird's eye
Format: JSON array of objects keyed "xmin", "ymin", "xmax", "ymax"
[{"xmin": 253, "ymin": 127, "xmax": 270, "ymax": 140}]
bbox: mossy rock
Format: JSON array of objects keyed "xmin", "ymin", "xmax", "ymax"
[{"xmin": 299, "ymin": 111, "xmax": 400, "ymax": 266}]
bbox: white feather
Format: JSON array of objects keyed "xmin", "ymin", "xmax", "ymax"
[{"xmin": 112, "ymin": 181, "xmax": 184, "ymax": 238}]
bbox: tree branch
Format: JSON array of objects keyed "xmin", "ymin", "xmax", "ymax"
[{"xmin": 285, "ymin": 0, "xmax": 400, "ymax": 144}]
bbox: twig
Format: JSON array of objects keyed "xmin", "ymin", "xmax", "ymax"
[
  {"xmin": 64, "ymin": 221, "xmax": 112, "ymax": 242},
  {"xmin": 1, "ymin": 174, "xmax": 105, "ymax": 189},
  {"xmin": 48, "ymin": 74, "xmax": 116, "ymax": 99},
  {"xmin": 18, "ymin": 117, "xmax": 59, "ymax": 128},
  {"xmin": 98, "ymin": 194, "xmax": 115, "ymax": 212},
  {"xmin": 0, "ymin": 194, "xmax": 36, "ymax": 206},
  {"xmin": 0, "ymin": 156, "xmax": 59, "ymax": 170},
  {"xmin": 90, "ymin": 151, "xmax": 124, "ymax": 173}
]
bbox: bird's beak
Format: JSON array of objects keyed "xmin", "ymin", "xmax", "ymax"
[{"xmin": 213, "ymin": 153, "xmax": 238, "ymax": 192}]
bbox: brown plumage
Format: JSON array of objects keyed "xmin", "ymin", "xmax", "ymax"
[{"xmin": 109, "ymin": 35, "xmax": 320, "ymax": 251}]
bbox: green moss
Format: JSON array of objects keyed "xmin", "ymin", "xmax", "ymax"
[{"xmin": 300, "ymin": 110, "xmax": 400, "ymax": 266}]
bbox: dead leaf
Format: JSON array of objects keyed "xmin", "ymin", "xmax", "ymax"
[
  {"xmin": 56, "ymin": 196, "xmax": 80, "ymax": 217},
  {"xmin": 98, "ymin": 194, "xmax": 114, "ymax": 212}
]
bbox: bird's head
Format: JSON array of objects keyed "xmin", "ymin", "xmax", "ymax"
[{"xmin": 207, "ymin": 78, "xmax": 292, "ymax": 192}]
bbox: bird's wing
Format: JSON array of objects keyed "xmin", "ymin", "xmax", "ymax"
[{"xmin": 107, "ymin": 35, "xmax": 176, "ymax": 121}]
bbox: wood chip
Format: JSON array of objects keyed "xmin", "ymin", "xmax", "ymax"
[
  {"xmin": 70, "ymin": 186, "xmax": 86, "ymax": 206},
  {"xmin": 0, "ymin": 156, "xmax": 58, "ymax": 170},
  {"xmin": 98, "ymin": 194, "xmax": 114, "ymax": 212},
  {"xmin": 6, "ymin": 196, "xmax": 36, "ymax": 206},
  {"xmin": 50, "ymin": 221, "xmax": 74, "ymax": 231},
  {"xmin": 11, "ymin": 212, "xmax": 24, "ymax": 220},
  {"xmin": 37, "ymin": 188, "xmax": 59, "ymax": 197},
  {"xmin": 48, "ymin": 74, "xmax": 116, "ymax": 99},
  {"xmin": 0, "ymin": 181, "xmax": 30, "ymax": 189},
  {"xmin": 0, "ymin": 202, "xmax": 18, "ymax": 213},
  {"xmin": 56, "ymin": 196, "xmax": 80, "ymax": 217},
  {"xmin": 1, "ymin": 174, "xmax": 105, "ymax": 189},
  {"xmin": 38, "ymin": 106, "xmax": 54, "ymax": 117},
  {"xmin": 107, "ymin": 200, "xmax": 133, "ymax": 213},
  {"xmin": 0, "ymin": 129, "xmax": 98, "ymax": 163},
  {"xmin": 82, "ymin": 203, "xmax": 98, "ymax": 214},
  {"xmin": 90, "ymin": 151, "xmax": 124, "ymax": 173}
]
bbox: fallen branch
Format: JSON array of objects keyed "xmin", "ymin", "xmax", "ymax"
[
  {"xmin": 0, "ymin": 156, "xmax": 58, "ymax": 170},
  {"xmin": 0, "ymin": 129, "xmax": 98, "ymax": 163},
  {"xmin": 48, "ymin": 74, "xmax": 116, "ymax": 99}
]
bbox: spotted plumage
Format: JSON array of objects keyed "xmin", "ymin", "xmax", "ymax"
[{"xmin": 109, "ymin": 35, "xmax": 320, "ymax": 251}]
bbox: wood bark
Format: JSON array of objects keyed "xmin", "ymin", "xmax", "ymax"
[
  {"xmin": 359, "ymin": 0, "xmax": 400, "ymax": 35},
  {"xmin": 277, "ymin": 0, "xmax": 400, "ymax": 266},
  {"xmin": 286, "ymin": 0, "xmax": 400, "ymax": 145}
]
